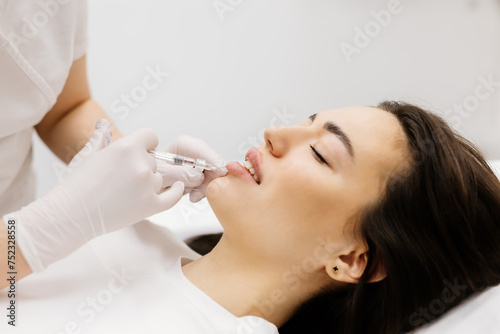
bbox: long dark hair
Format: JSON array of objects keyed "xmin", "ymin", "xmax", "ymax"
[{"xmin": 189, "ymin": 101, "xmax": 500, "ymax": 333}]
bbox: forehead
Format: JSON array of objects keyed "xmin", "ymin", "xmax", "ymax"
[
  {"xmin": 314, "ymin": 106, "xmax": 405, "ymax": 147},
  {"xmin": 315, "ymin": 106, "xmax": 398, "ymax": 130},
  {"xmin": 315, "ymin": 106, "xmax": 409, "ymax": 180}
]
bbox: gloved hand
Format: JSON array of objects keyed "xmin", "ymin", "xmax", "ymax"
[
  {"xmin": 156, "ymin": 135, "xmax": 228, "ymax": 202},
  {"xmin": 3, "ymin": 119, "xmax": 185, "ymax": 273}
]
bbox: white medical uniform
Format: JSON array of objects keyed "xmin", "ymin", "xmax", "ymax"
[
  {"xmin": 0, "ymin": 0, "xmax": 87, "ymax": 216},
  {"xmin": 0, "ymin": 220, "xmax": 279, "ymax": 333}
]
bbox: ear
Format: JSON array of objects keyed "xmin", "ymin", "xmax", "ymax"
[{"xmin": 325, "ymin": 250, "xmax": 386, "ymax": 284}]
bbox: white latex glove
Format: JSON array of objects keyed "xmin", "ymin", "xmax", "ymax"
[
  {"xmin": 3, "ymin": 119, "xmax": 184, "ymax": 273},
  {"xmin": 157, "ymin": 135, "xmax": 228, "ymax": 202}
]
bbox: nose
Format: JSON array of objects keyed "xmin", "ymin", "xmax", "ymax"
[{"xmin": 264, "ymin": 126, "xmax": 308, "ymax": 158}]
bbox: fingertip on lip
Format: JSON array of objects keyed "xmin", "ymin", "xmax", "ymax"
[
  {"xmin": 217, "ymin": 166, "xmax": 228, "ymax": 174},
  {"xmin": 214, "ymin": 159, "xmax": 228, "ymax": 168},
  {"xmin": 226, "ymin": 161, "xmax": 241, "ymax": 169}
]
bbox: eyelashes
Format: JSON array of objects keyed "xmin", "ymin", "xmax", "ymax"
[{"xmin": 310, "ymin": 145, "xmax": 329, "ymax": 165}]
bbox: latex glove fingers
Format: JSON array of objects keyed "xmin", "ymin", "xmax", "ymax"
[
  {"xmin": 161, "ymin": 135, "xmax": 228, "ymax": 202},
  {"xmin": 157, "ymin": 181, "xmax": 185, "ymax": 211},
  {"xmin": 156, "ymin": 159, "xmax": 205, "ymax": 189},
  {"xmin": 162, "ymin": 135, "xmax": 227, "ymax": 175}
]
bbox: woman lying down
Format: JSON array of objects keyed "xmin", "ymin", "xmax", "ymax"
[{"xmin": 7, "ymin": 101, "xmax": 500, "ymax": 334}]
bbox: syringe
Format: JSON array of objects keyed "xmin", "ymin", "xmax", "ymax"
[{"xmin": 148, "ymin": 150, "xmax": 217, "ymax": 171}]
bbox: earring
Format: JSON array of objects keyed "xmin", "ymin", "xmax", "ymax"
[{"xmin": 333, "ymin": 266, "xmax": 338, "ymax": 272}]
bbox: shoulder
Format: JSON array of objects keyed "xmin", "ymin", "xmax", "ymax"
[{"xmin": 1, "ymin": 0, "xmax": 89, "ymax": 105}]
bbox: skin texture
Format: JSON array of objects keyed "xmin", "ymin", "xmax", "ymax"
[
  {"xmin": 182, "ymin": 107, "xmax": 410, "ymax": 328},
  {"xmin": 0, "ymin": 56, "xmax": 122, "ymax": 289}
]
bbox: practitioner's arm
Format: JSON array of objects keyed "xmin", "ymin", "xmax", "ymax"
[
  {"xmin": 35, "ymin": 55, "xmax": 123, "ymax": 164},
  {"xmin": 1, "ymin": 127, "xmax": 186, "ymax": 290}
]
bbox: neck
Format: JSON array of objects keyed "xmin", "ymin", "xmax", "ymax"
[{"xmin": 181, "ymin": 235, "xmax": 324, "ymax": 328}]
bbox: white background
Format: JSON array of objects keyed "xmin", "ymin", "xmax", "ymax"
[{"xmin": 34, "ymin": 0, "xmax": 500, "ymax": 197}]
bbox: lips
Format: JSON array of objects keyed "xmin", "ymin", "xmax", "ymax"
[
  {"xmin": 245, "ymin": 147, "xmax": 262, "ymax": 184},
  {"xmin": 226, "ymin": 161, "xmax": 258, "ymax": 184},
  {"xmin": 226, "ymin": 147, "xmax": 263, "ymax": 185}
]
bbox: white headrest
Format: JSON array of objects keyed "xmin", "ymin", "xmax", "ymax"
[
  {"xmin": 489, "ymin": 160, "xmax": 500, "ymax": 181},
  {"xmin": 415, "ymin": 284, "xmax": 500, "ymax": 333}
]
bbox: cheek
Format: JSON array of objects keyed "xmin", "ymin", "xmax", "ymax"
[
  {"xmin": 260, "ymin": 164, "xmax": 341, "ymax": 229},
  {"xmin": 253, "ymin": 175, "xmax": 347, "ymax": 261}
]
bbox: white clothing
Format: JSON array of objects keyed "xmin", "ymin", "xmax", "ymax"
[
  {"xmin": 0, "ymin": 0, "xmax": 88, "ymax": 215},
  {"xmin": 0, "ymin": 220, "xmax": 279, "ymax": 333}
]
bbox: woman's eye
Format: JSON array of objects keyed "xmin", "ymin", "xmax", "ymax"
[{"xmin": 310, "ymin": 145, "xmax": 329, "ymax": 165}]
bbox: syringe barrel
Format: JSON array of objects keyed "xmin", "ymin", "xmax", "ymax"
[
  {"xmin": 172, "ymin": 154, "xmax": 185, "ymax": 165},
  {"xmin": 149, "ymin": 150, "xmax": 216, "ymax": 171}
]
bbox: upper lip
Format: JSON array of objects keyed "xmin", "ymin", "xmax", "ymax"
[{"xmin": 245, "ymin": 147, "xmax": 263, "ymax": 184}]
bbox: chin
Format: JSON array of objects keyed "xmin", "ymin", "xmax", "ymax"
[
  {"xmin": 206, "ymin": 175, "xmax": 248, "ymax": 224},
  {"xmin": 207, "ymin": 176, "xmax": 228, "ymax": 200}
]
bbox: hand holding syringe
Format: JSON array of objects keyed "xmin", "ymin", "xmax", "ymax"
[{"xmin": 150, "ymin": 135, "xmax": 228, "ymax": 202}]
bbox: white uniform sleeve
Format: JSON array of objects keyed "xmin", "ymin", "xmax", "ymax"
[{"xmin": 73, "ymin": 0, "xmax": 88, "ymax": 61}]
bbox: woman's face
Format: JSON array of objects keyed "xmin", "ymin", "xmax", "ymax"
[{"xmin": 207, "ymin": 107, "xmax": 408, "ymax": 272}]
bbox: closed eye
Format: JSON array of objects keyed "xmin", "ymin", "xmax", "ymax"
[{"xmin": 310, "ymin": 145, "xmax": 329, "ymax": 166}]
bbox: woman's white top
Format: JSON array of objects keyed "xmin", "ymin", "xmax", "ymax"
[
  {"xmin": 0, "ymin": 0, "xmax": 88, "ymax": 216},
  {"xmin": 0, "ymin": 220, "xmax": 279, "ymax": 333}
]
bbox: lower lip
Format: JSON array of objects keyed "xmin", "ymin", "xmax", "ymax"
[{"xmin": 226, "ymin": 161, "xmax": 258, "ymax": 184}]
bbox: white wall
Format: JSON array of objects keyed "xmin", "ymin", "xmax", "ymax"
[{"xmin": 34, "ymin": 0, "xmax": 500, "ymax": 197}]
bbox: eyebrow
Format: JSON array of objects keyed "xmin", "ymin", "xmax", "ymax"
[{"xmin": 308, "ymin": 113, "xmax": 354, "ymax": 158}]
